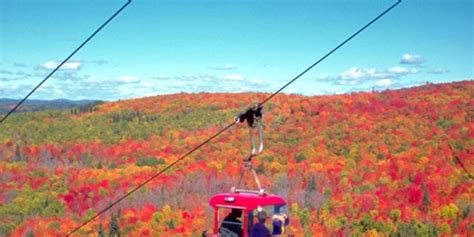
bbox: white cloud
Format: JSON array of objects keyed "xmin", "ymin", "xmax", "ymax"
[
  {"xmin": 400, "ymin": 53, "xmax": 425, "ymax": 64},
  {"xmin": 41, "ymin": 60, "xmax": 81, "ymax": 70},
  {"xmin": 375, "ymin": 79, "xmax": 394, "ymax": 87},
  {"xmin": 148, "ymin": 73, "xmax": 270, "ymax": 95},
  {"xmin": 223, "ymin": 74, "xmax": 244, "ymax": 81},
  {"xmin": 253, "ymin": 78, "xmax": 264, "ymax": 86},
  {"xmin": 340, "ymin": 67, "xmax": 367, "ymax": 80},
  {"xmin": 339, "ymin": 67, "xmax": 389, "ymax": 81},
  {"xmin": 54, "ymin": 87, "xmax": 64, "ymax": 96},
  {"xmin": 323, "ymin": 64, "xmax": 422, "ymax": 88},
  {"xmin": 316, "ymin": 75, "xmax": 331, "ymax": 80},
  {"xmin": 338, "ymin": 65, "xmax": 420, "ymax": 82},
  {"xmin": 388, "ymin": 66, "xmax": 409, "ymax": 75}
]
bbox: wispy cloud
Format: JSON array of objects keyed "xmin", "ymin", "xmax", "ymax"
[
  {"xmin": 339, "ymin": 66, "xmax": 415, "ymax": 81},
  {"xmin": 208, "ymin": 63, "xmax": 238, "ymax": 70},
  {"xmin": 152, "ymin": 76, "xmax": 172, "ymax": 81},
  {"xmin": 400, "ymin": 53, "xmax": 425, "ymax": 65},
  {"xmin": 90, "ymin": 60, "xmax": 109, "ymax": 66},
  {"xmin": 13, "ymin": 62, "xmax": 28, "ymax": 67},
  {"xmin": 117, "ymin": 76, "xmax": 140, "ymax": 83},
  {"xmin": 1, "ymin": 71, "xmax": 272, "ymax": 100},
  {"xmin": 428, "ymin": 68, "xmax": 450, "ymax": 74},
  {"xmin": 0, "ymin": 69, "xmax": 14, "ymax": 75},
  {"xmin": 0, "ymin": 69, "xmax": 38, "ymax": 81},
  {"xmin": 40, "ymin": 60, "xmax": 82, "ymax": 70}
]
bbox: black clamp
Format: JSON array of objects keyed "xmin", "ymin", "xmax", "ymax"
[{"xmin": 235, "ymin": 104, "xmax": 263, "ymax": 127}]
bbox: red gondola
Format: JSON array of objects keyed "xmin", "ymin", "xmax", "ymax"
[{"xmin": 204, "ymin": 105, "xmax": 291, "ymax": 237}]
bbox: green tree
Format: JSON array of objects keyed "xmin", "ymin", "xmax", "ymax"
[
  {"xmin": 389, "ymin": 209, "xmax": 401, "ymax": 222},
  {"xmin": 392, "ymin": 221, "xmax": 437, "ymax": 237},
  {"xmin": 41, "ymin": 196, "xmax": 65, "ymax": 217},
  {"xmin": 299, "ymin": 207, "xmax": 311, "ymax": 236},
  {"xmin": 165, "ymin": 219, "xmax": 176, "ymax": 230},
  {"xmin": 135, "ymin": 157, "xmax": 165, "ymax": 167},
  {"xmin": 440, "ymin": 203, "xmax": 459, "ymax": 219}
]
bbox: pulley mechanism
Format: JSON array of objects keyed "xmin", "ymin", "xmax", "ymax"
[{"xmin": 231, "ymin": 104, "xmax": 266, "ymax": 195}]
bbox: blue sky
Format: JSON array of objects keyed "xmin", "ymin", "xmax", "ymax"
[{"xmin": 0, "ymin": 0, "xmax": 472, "ymax": 101}]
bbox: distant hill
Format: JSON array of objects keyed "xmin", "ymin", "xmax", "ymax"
[{"xmin": 0, "ymin": 98, "xmax": 102, "ymax": 114}]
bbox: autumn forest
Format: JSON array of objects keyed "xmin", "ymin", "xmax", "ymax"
[{"xmin": 0, "ymin": 81, "xmax": 473, "ymax": 236}]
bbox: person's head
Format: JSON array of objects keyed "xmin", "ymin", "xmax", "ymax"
[
  {"xmin": 230, "ymin": 208, "xmax": 242, "ymax": 217},
  {"xmin": 257, "ymin": 210, "xmax": 267, "ymax": 223}
]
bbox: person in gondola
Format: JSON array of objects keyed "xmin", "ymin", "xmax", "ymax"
[
  {"xmin": 272, "ymin": 213, "xmax": 289, "ymax": 235},
  {"xmin": 220, "ymin": 208, "xmax": 243, "ymax": 237},
  {"xmin": 251, "ymin": 211, "xmax": 271, "ymax": 237}
]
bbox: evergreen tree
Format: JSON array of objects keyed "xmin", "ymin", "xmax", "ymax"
[
  {"xmin": 304, "ymin": 175, "xmax": 317, "ymax": 208},
  {"xmin": 98, "ymin": 223, "xmax": 105, "ymax": 237},
  {"xmin": 13, "ymin": 144, "xmax": 21, "ymax": 162},
  {"xmin": 108, "ymin": 212, "xmax": 120, "ymax": 237},
  {"xmin": 421, "ymin": 183, "xmax": 430, "ymax": 212},
  {"xmin": 308, "ymin": 175, "xmax": 316, "ymax": 191}
]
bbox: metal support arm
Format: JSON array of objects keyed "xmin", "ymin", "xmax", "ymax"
[{"xmin": 232, "ymin": 104, "xmax": 266, "ymax": 195}]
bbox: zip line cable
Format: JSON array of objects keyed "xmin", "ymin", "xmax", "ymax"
[
  {"xmin": 259, "ymin": 0, "xmax": 402, "ymax": 106},
  {"xmin": 66, "ymin": 1, "xmax": 402, "ymax": 235},
  {"xmin": 0, "ymin": 0, "xmax": 132, "ymax": 124}
]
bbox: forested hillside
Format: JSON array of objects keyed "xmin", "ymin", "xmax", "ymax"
[
  {"xmin": 0, "ymin": 81, "xmax": 472, "ymax": 236},
  {"xmin": 0, "ymin": 99, "xmax": 101, "ymax": 114}
]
